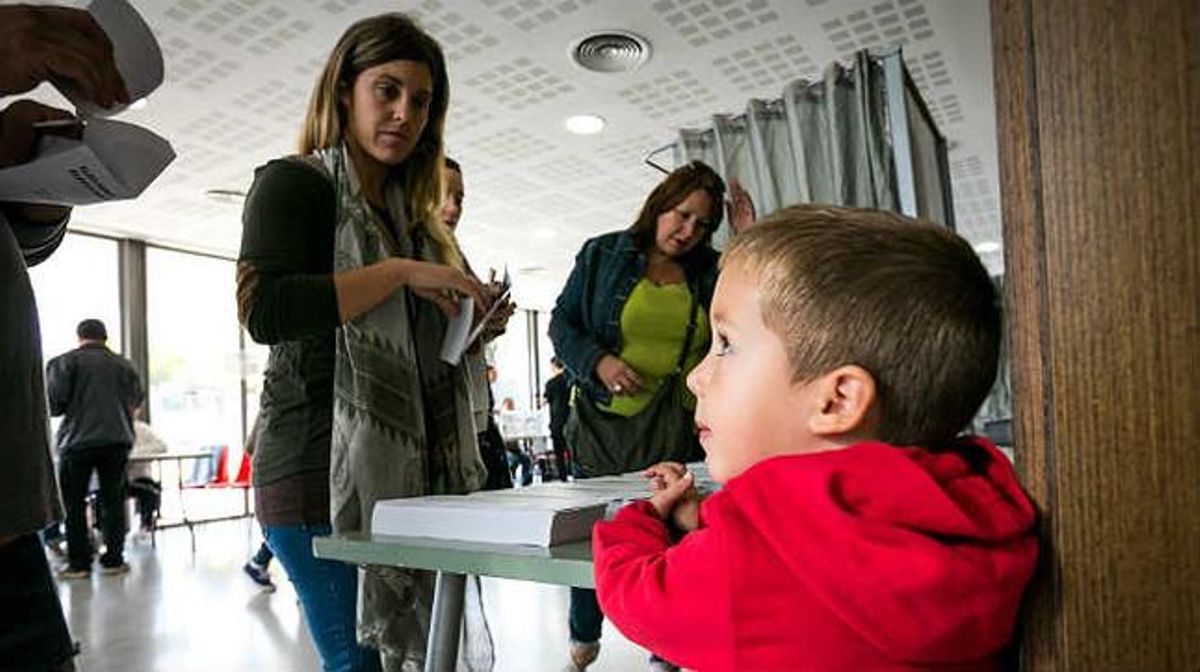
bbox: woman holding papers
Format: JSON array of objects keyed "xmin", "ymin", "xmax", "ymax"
[
  {"xmin": 237, "ymin": 13, "xmax": 491, "ymax": 672},
  {"xmin": 549, "ymin": 161, "xmax": 754, "ymax": 670}
]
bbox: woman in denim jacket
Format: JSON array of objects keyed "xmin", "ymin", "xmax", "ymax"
[{"xmin": 549, "ymin": 160, "xmax": 753, "ymax": 670}]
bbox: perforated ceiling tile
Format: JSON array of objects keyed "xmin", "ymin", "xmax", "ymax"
[
  {"xmin": 407, "ymin": 0, "xmax": 501, "ymax": 61},
  {"xmin": 562, "ymin": 208, "xmax": 616, "ymax": 231},
  {"xmin": 465, "ymin": 57, "xmax": 575, "ymax": 110},
  {"xmin": 922, "ymin": 92, "xmax": 965, "ymax": 128},
  {"xmin": 294, "ymin": 57, "xmax": 325, "ymax": 82},
  {"xmin": 171, "ymin": 141, "xmax": 228, "ymax": 176},
  {"xmin": 164, "ymin": 1, "xmax": 307, "ymax": 56},
  {"xmin": 317, "ymin": 0, "xmax": 363, "ymax": 14},
  {"xmin": 482, "ymin": 0, "xmax": 599, "ymax": 31},
  {"xmin": 445, "ymin": 99, "xmax": 495, "ymax": 137},
  {"xmin": 652, "ymin": 0, "xmax": 782, "ymax": 48},
  {"xmin": 952, "ymin": 177, "xmax": 999, "ymax": 240},
  {"xmin": 162, "ymin": 36, "xmax": 242, "ymax": 93},
  {"xmin": 230, "ymin": 78, "xmax": 311, "ymax": 126},
  {"xmin": 578, "ymin": 177, "xmax": 644, "ymax": 207},
  {"xmin": 951, "ymin": 155, "xmax": 985, "ymax": 180},
  {"xmin": 592, "ymin": 134, "xmax": 664, "ymax": 169},
  {"xmin": 617, "ymin": 70, "xmax": 719, "ymax": 120},
  {"xmin": 469, "ymin": 164, "xmax": 546, "ymax": 194},
  {"xmin": 823, "ymin": 0, "xmax": 934, "ymax": 55},
  {"xmin": 527, "ymin": 155, "xmax": 607, "ymax": 184},
  {"xmin": 714, "ymin": 34, "xmax": 817, "ymax": 93},
  {"xmin": 517, "ymin": 191, "xmax": 590, "ymax": 215}
]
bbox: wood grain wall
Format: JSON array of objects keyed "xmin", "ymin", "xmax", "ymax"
[{"xmin": 991, "ymin": 0, "xmax": 1199, "ymax": 669}]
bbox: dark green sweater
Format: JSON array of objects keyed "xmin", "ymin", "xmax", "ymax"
[{"xmin": 238, "ymin": 159, "xmax": 338, "ymax": 490}]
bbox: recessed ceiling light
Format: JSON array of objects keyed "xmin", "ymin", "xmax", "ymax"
[
  {"xmin": 564, "ymin": 114, "xmax": 605, "ymax": 135},
  {"xmin": 974, "ymin": 241, "xmax": 1002, "ymax": 254}
]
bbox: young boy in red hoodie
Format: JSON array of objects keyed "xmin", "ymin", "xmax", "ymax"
[{"xmin": 592, "ymin": 205, "xmax": 1038, "ymax": 672}]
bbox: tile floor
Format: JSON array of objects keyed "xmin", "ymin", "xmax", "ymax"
[{"xmin": 52, "ymin": 518, "xmax": 651, "ymax": 672}]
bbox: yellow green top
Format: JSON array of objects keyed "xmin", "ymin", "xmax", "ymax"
[{"xmin": 600, "ymin": 278, "xmax": 710, "ymax": 417}]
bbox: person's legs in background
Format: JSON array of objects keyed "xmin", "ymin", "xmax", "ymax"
[
  {"xmin": 504, "ymin": 441, "xmax": 534, "ymax": 487},
  {"xmin": 127, "ymin": 477, "xmax": 161, "ymax": 532},
  {"xmin": 566, "ymin": 461, "xmax": 602, "ymax": 668},
  {"xmin": 93, "ymin": 446, "xmax": 130, "ymax": 573},
  {"xmin": 243, "ymin": 539, "xmax": 276, "ymax": 591},
  {"xmin": 0, "ymin": 534, "xmax": 76, "ymax": 670},
  {"xmin": 568, "ymin": 586, "xmax": 603, "ymax": 669},
  {"xmin": 264, "ymin": 524, "xmax": 380, "ymax": 672},
  {"xmin": 478, "ymin": 417, "xmax": 513, "ymax": 491},
  {"xmin": 550, "ymin": 431, "xmax": 569, "ymax": 482},
  {"xmin": 57, "ymin": 453, "xmax": 94, "ymax": 577},
  {"xmin": 40, "ymin": 521, "xmax": 65, "ymax": 558}
]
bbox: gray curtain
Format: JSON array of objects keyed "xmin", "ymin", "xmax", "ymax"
[{"xmin": 658, "ymin": 46, "xmax": 953, "ymax": 249}]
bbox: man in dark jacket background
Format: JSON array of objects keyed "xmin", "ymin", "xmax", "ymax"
[{"xmin": 47, "ymin": 319, "xmax": 144, "ymax": 579}]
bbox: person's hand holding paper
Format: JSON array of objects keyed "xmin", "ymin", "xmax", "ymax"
[
  {"xmin": 0, "ymin": 0, "xmax": 173, "ymax": 207},
  {"xmin": 439, "ymin": 267, "xmax": 513, "ymax": 365},
  {"xmin": 0, "ymin": 4, "xmax": 129, "ymax": 106}
]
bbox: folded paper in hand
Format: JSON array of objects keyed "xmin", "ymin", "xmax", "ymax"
[
  {"xmin": 0, "ymin": 120, "xmax": 174, "ymax": 205},
  {"xmin": 439, "ymin": 268, "xmax": 513, "ymax": 365},
  {"xmin": 67, "ymin": 0, "xmax": 166, "ymax": 117},
  {"xmin": 0, "ymin": 0, "xmax": 174, "ymax": 206}
]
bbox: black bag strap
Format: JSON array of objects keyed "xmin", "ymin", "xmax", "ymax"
[{"xmin": 673, "ymin": 283, "xmax": 701, "ymax": 374}]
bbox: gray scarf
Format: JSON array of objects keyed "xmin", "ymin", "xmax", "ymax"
[{"xmin": 311, "ymin": 145, "xmax": 490, "ymax": 670}]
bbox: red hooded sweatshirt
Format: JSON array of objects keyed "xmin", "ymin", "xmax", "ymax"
[{"xmin": 592, "ymin": 438, "xmax": 1037, "ymax": 671}]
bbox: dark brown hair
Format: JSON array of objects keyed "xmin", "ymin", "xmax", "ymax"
[
  {"xmin": 723, "ymin": 205, "xmax": 1001, "ymax": 448},
  {"xmin": 629, "ymin": 161, "xmax": 725, "ymax": 264}
]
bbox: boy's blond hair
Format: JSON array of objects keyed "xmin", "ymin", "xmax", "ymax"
[{"xmin": 723, "ymin": 205, "xmax": 1000, "ymax": 448}]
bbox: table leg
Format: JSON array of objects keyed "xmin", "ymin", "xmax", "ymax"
[{"xmin": 425, "ymin": 571, "xmax": 466, "ymax": 672}]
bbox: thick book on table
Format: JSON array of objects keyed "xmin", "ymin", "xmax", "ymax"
[
  {"xmin": 370, "ymin": 465, "xmax": 715, "ymax": 547},
  {"xmin": 371, "ymin": 490, "xmax": 618, "ymax": 547}
]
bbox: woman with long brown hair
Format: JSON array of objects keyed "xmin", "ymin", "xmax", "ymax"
[
  {"xmin": 237, "ymin": 13, "xmax": 489, "ymax": 671},
  {"xmin": 550, "ymin": 161, "xmax": 753, "ymax": 669}
]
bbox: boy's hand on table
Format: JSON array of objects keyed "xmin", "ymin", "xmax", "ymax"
[{"xmin": 645, "ymin": 461, "xmax": 701, "ymax": 532}]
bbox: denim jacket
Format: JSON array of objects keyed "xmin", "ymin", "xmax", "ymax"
[{"xmin": 549, "ymin": 230, "xmax": 718, "ymax": 403}]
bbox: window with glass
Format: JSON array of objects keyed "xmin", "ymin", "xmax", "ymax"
[
  {"xmin": 146, "ymin": 248, "xmax": 243, "ymax": 453},
  {"xmin": 28, "ymin": 233, "xmax": 122, "ymax": 361}
]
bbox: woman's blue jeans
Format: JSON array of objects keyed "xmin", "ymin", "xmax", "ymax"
[{"xmin": 263, "ymin": 523, "xmax": 381, "ymax": 672}]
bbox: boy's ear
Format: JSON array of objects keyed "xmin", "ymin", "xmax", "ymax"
[{"xmin": 807, "ymin": 365, "xmax": 877, "ymax": 437}]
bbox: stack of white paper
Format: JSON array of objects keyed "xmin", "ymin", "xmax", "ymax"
[
  {"xmin": 372, "ymin": 492, "xmax": 613, "ymax": 547},
  {"xmin": 370, "ymin": 464, "xmax": 717, "ymax": 547}
]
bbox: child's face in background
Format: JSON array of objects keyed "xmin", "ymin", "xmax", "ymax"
[{"xmin": 687, "ymin": 263, "xmax": 823, "ymax": 482}]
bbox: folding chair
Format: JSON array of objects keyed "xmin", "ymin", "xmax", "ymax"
[
  {"xmin": 207, "ymin": 451, "xmax": 252, "ymax": 516},
  {"xmin": 179, "ymin": 445, "xmax": 228, "ymax": 551}
]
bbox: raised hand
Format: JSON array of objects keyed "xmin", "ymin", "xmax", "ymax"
[
  {"xmin": 726, "ymin": 178, "xmax": 757, "ymax": 234},
  {"xmin": 0, "ymin": 5, "xmax": 129, "ymax": 106}
]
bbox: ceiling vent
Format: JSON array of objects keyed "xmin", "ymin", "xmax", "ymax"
[{"xmin": 570, "ymin": 31, "xmax": 651, "ymax": 73}]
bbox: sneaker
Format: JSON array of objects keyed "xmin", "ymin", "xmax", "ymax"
[
  {"xmin": 99, "ymin": 562, "xmax": 130, "ymax": 576},
  {"xmin": 59, "ymin": 567, "xmax": 90, "ymax": 580},
  {"xmin": 568, "ymin": 640, "xmax": 600, "ymax": 670},
  {"xmin": 45, "ymin": 539, "xmax": 67, "ymax": 558},
  {"xmin": 243, "ymin": 562, "xmax": 276, "ymax": 592}
]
